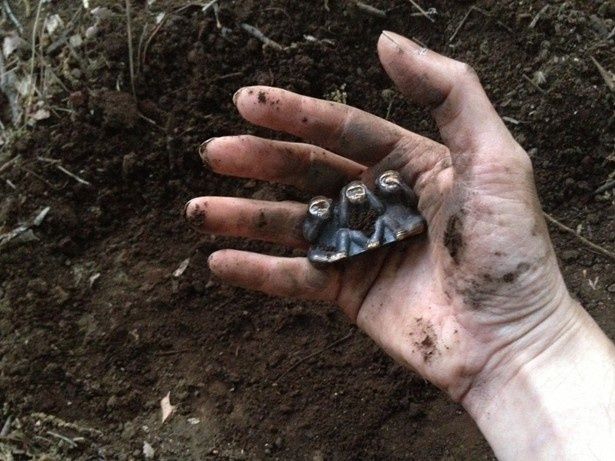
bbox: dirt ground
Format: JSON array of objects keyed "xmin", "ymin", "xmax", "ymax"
[{"xmin": 0, "ymin": 0, "xmax": 613, "ymax": 459}]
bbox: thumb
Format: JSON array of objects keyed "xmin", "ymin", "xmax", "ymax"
[{"xmin": 377, "ymin": 31, "xmax": 513, "ymax": 154}]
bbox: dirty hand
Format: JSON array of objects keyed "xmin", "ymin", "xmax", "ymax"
[{"xmin": 186, "ymin": 31, "xmax": 615, "ymax": 458}]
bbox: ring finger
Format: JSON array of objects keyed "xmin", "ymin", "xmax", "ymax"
[{"xmin": 184, "ymin": 196, "xmax": 307, "ymax": 248}]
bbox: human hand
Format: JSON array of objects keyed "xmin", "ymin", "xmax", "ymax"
[{"xmin": 185, "ymin": 31, "xmax": 615, "ymax": 457}]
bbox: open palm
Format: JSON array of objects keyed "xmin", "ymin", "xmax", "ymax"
[{"xmin": 186, "ymin": 32, "xmax": 575, "ymax": 402}]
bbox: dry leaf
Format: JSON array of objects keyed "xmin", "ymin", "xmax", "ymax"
[
  {"xmin": 85, "ymin": 26, "xmax": 98, "ymax": 39},
  {"xmin": 44, "ymin": 14, "xmax": 65, "ymax": 36},
  {"xmin": 91, "ymin": 7, "xmax": 113, "ymax": 21},
  {"xmin": 160, "ymin": 392, "xmax": 176, "ymax": 423},
  {"xmin": 30, "ymin": 108, "xmax": 51, "ymax": 121},
  {"xmin": 16, "ymin": 75, "xmax": 32, "ymax": 97},
  {"xmin": 143, "ymin": 441, "xmax": 155, "ymax": 459},
  {"xmin": 69, "ymin": 34, "xmax": 84, "ymax": 48},
  {"xmin": 3, "ymin": 34, "xmax": 27, "ymax": 58}
]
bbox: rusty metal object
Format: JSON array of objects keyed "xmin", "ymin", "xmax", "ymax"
[{"xmin": 303, "ymin": 171, "xmax": 426, "ymax": 264}]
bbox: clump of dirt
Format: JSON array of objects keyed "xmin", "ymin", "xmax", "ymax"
[
  {"xmin": 0, "ymin": 0, "xmax": 613, "ymax": 459},
  {"xmin": 89, "ymin": 90, "xmax": 140, "ymax": 130}
]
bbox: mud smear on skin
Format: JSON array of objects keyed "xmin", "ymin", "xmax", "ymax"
[
  {"xmin": 184, "ymin": 201, "xmax": 208, "ymax": 230},
  {"xmin": 444, "ymin": 210, "xmax": 465, "ymax": 265},
  {"xmin": 411, "ymin": 317, "xmax": 439, "ymax": 363},
  {"xmin": 250, "ymin": 206, "xmax": 306, "ymax": 245},
  {"xmin": 461, "ymin": 262, "xmax": 533, "ymax": 310}
]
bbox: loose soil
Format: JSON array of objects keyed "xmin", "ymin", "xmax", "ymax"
[{"xmin": 1, "ymin": 0, "xmax": 613, "ymax": 459}]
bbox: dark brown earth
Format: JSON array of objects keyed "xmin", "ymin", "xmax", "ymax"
[{"xmin": 0, "ymin": 0, "xmax": 613, "ymax": 459}]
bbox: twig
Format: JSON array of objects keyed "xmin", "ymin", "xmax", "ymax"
[
  {"xmin": 0, "ymin": 154, "xmax": 21, "ymax": 175},
  {"xmin": 201, "ymin": 0, "xmax": 218, "ymax": 14},
  {"xmin": 31, "ymin": 412, "xmax": 102, "ymax": 438},
  {"xmin": 56, "ymin": 165, "xmax": 91, "ymax": 186},
  {"xmin": 3, "ymin": 0, "xmax": 24, "ymax": 34},
  {"xmin": 544, "ymin": 212, "xmax": 615, "ymax": 261},
  {"xmin": 529, "ymin": 5, "xmax": 549, "ymax": 29},
  {"xmin": 385, "ymin": 99, "xmax": 394, "ymax": 120},
  {"xmin": 412, "ymin": 35, "xmax": 428, "ymax": 48},
  {"xmin": 522, "ymin": 73, "xmax": 546, "ymax": 94},
  {"xmin": 240, "ymin": 23, "xmax": 284, "ymax": 50},
  {"xmin": 141, "ymin": 3, "xmax": 213, "ymax": 67},
  {"xmin": 37, "ymin": 155, "xmax": 61, "ymax": 164},
  {"xmin": 22, "ymin": 0, "xmax": 31, "ymax": 16},
  {"xmin": 141, "ymin": 17, "xmax": 165, "ymax": 67},
  {"xmin": 276, "ymin": 330, "xmax": 354, "ymax": 382},
  {"xmin": 47, "ymin": 431, "xmax": 78, "ymax": 448},
  {"xmin": 125, "ymin": 0, "xmax": 137, "ymax": 99},
  {"xmin": 26, "ymin": 0, "xmax": 45, "ymax": 122},
  {"xmin": 22, "ymin": 166, "xmax": 59, "ymax": 189},
  {"xmin": 449, "ymin": 7, "xmax": 473, "ymax": 42},
  {"xmin": 1, "ymin": 415, "xmax": 12, "ymax": 437},
  {"xmin": 136, "ymin": 21, "xmax": 149, "ymax": 76},
  {"xmin": 212, "ymin": 71, "xmax": 243, "ymax": 81},
  {"xmin": 591, "ymin": 179, "xmax": 615, "ymax": 197},
  {"xmin": 354, "ymin": 1, "xmax": 386, "ymax": 18},
  {"xmin": 212, "ymin": 1, "xmax": 222, "ymax": 29},
  {"xmin": 590, "ymin": 56, "xmax": 615, "ymax": 93},
  {"xmin": 154, "ymin": 349, "xmax": 197, "ymax": 356},
  {"xmin": 138, "ymin": 112, "xmax": 164, "ymax": 131},
  {"xmin": 407, "ymin": 0, "xmax": 435, "ymax": 23},
  {"xmin": 449, "ymin": 5, "xmax": 511, "ymax": 42}
]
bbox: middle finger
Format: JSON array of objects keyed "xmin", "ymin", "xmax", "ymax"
[{"xmin": 200, "ymin": 135, "xmax": 366, "ymax": 196}]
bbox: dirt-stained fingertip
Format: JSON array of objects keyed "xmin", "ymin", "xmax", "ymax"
[
  {"xmin": 198, "ymin": 138, "xmax": 217, "ymax": 168},
  {"xmin": 183, "ymin": 198, "xmax": 207, "ymax": 230},
  {"xmin": 207, "ymin": 251, "xmax": 218, "ymax": 270},
  {"xmin": 232, "ymin": 88, "xmax": 244, "ymax": 105}
]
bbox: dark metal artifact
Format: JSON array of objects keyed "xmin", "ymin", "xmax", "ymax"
[{"xmin": 303, "ymin": 170, "xmax": 426, "ymax": 264}]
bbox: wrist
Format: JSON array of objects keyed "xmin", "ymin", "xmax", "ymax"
[{"xmin": 463, "ymin": 296, "xmax": 615, "ymax": 459}]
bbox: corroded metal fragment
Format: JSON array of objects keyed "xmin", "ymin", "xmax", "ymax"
[{"xmin": 304, "ymin": 170, "xmax": 426, "ymax": 264}]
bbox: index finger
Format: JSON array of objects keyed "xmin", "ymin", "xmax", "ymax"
[{"xmin": 233, "ymin": 86, "xmax": 430, "ymax": 166}]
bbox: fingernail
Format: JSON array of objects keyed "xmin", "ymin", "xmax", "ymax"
[
  {"xmin": 183, "ymin": 199, "xmax": 205, "ymax": 231},
  {"xmin": 199, "ymin": 138, "xmax": 216, "ymax": 169},
  {"xmin": 207, "ymin": 253, "xmax": 217, "ymax": 269},
  {"xmin": 183, "ymin": 199, "xmax": 193, "ymax": 221},
  {"xmin": 232, "ymin": 88, "xmax": 244, "ymax": 105}
]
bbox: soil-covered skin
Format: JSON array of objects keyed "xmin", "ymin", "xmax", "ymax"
[{"xmin": 0, "ymin": 0, "xmax": 613, "ymax": 459}]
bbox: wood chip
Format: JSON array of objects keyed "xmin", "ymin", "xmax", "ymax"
[
  {"xmin": 143, "ymin": 441, "xmax": 155, "ymax": 458},
  {"xmin": 160, "ymin": 392, "xmax": 176, "ymax": 423},
  {"xmin": 173, "ymin": 258, "xmax": 190, "ymax": 278},
  {"xmin": 590, "ymin": 56, "xmax": 615, "ymax": 93}
]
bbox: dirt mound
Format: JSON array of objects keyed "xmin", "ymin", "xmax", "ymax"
[{"xmin": 0, "ymin": 0, "xmax": 613, "ymax": 458}]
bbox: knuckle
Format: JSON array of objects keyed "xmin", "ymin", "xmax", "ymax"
[
  {"xmin": 510, "ymin": 143, "xmax": 534, "ymax": 173},
  {"xmin": 455, "ymin": 62, "xmax": 480, "ymax": 83}
]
